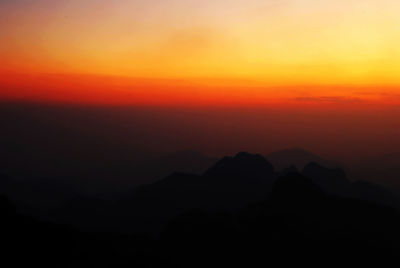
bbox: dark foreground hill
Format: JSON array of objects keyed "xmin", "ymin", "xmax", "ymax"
[
  {"xmin": 1, "ymin": 171, "xmax": 399, "ymax": 267},
  {"xmin": 1, "ymin": 152, "xmax": 400, "ymax": 267}
]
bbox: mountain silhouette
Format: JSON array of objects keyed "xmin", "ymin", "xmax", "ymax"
[
  {"xmin": 135, "ymin": 150, "xmax": 218, "ymax": 182},
  {"xmin": 301, "ymin": 161, "xmax": 399, "ymax": 207},
  {"xmin": 160, "ymin": 173, "xmax": 400, "ymax": 267},
  {"xmin": 205, "ymin": 152, "xmax": 275, "ymax": 180},
  {"xmin": 44, "ymin": 152, "xmax": 277, "ymax": 233},
  {"xmin": 34, "ymin": 151, "xmax": 399, "ymax": 235},
  {"xmin": 266, "ymin": 148, "xmax": 339, "ymax": 171},
  {"xmin": 113, "ymin": 152, "xmax": 277, "ymax": 233},
  {"xmin": 302, "ymin": 162, "xmax": 350, "ymax": 194},
  {"xmin": 0, "ymin": 173, "xmax": 80, "ymax": 213},
  {"xmin": 1, "ymin": 150, "xmax": 400, "ymax": 267}
]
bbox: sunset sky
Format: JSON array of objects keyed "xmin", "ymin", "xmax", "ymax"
[
  {"xmin": 1, "ymin": 0, "xmax": 400, "ymax": 106},
  {"xmin": 1, "ymin": 0, "xmax": 400, "ymax": 179}
]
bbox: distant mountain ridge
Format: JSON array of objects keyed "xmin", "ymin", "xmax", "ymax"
[{"xmin": 266, "ymin": 148, "xmax": 340, "ymax": 171}]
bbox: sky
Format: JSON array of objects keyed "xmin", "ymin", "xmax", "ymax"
[
  {"xmin": 0, "ymin": 0, "xmax": 400, "ymax": 174},
  {"xmin": 1, "ymin": 0, "xmax": 400, "ymax": 107}
]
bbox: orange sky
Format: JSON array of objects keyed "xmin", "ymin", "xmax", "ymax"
[{"xmin": 1, "ymin": 0, "xmax": 400, "ymax": 107}]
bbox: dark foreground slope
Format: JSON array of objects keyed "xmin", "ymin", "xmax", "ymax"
[
  {"xmin": 1, "ymin": 152, "xmax": 400, "ymax": 267},
  {"xmin": 161, "ymin": 173, "xmax": 400, "ymax": 267},
  {"xmin": 1, "ymin": 172, "xmax": 399, "ymax": 267}
]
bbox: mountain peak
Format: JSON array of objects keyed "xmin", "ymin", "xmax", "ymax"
[{"xmin": 204, "ymin": 152, "xmax": 275, "ymax": 181}]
